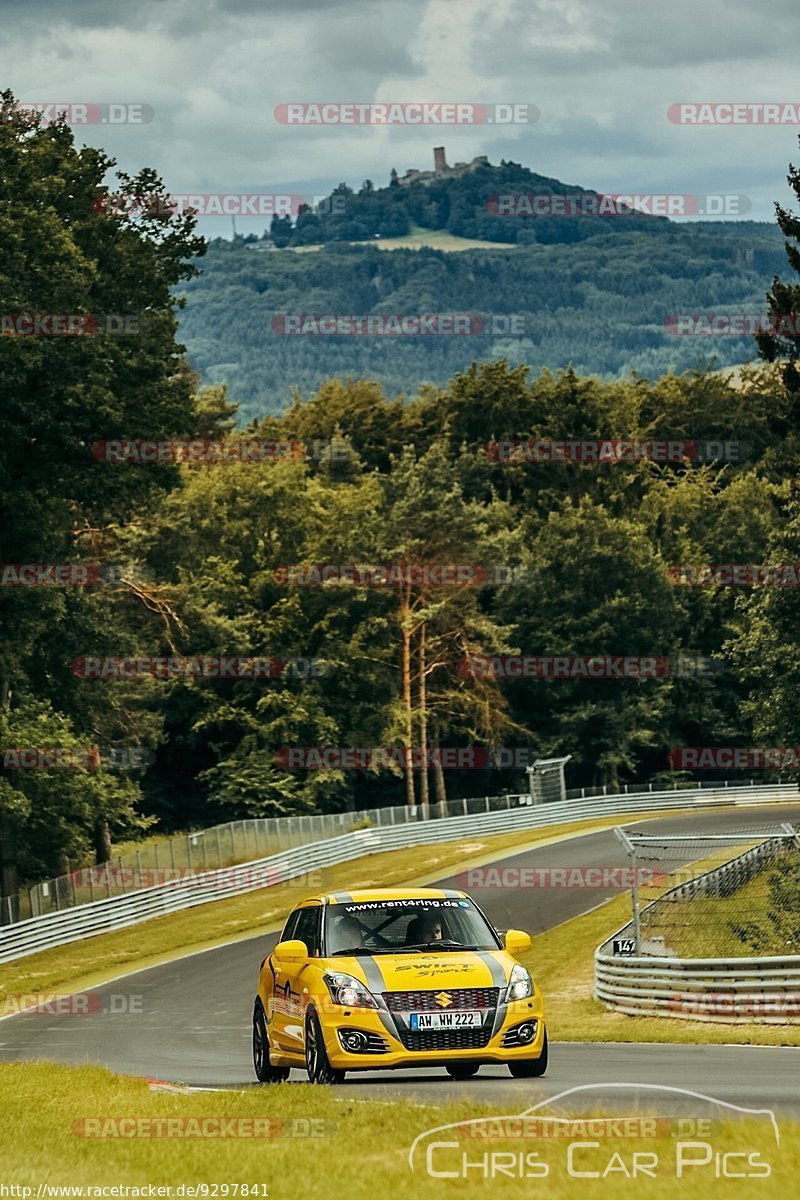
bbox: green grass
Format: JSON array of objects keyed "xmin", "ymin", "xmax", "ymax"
[
  {"xmin": 356, "ymin": 226, "xmax": 521, "ymax": 252},
  {"xmin": 0, "ymin": 1061, "xmax": 796, "ymax": 1197},
  {"xmin": 638, "ymin": 848, "xmax": 800, "ymax": 958},
  {"xmin": 290, "ymin": 225, "xmax": 521, "ymax": 253}
]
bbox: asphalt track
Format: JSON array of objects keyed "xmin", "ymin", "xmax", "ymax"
[{"xmin": 2, "ymin": 804, "xmax": 800, "ymax": 1113}]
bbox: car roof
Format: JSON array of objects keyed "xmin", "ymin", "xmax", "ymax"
[{"xmin": 321, "ymin": 887, "xmax": 469, "ymax": 905}]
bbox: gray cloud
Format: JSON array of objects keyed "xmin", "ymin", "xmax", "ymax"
[{"xmin": 1, "ymin": 0, "xmax": 798, "ymax": 224}]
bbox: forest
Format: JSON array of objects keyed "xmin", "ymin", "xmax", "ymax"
[
  {"xmin": 4, "ymin": 90, "xmax": 800, "ymax": 896},
  {"xmin": 179, "ymin": 220, "xmax": 787, "ymax": 421}
]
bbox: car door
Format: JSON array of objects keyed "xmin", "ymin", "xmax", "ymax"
[
  {"xmin": 278, "ymin": 903, "xmax": 322, "ymax": 1054},
  {"xmin": 269, "ymin": 907, "xmax": 301, "ymax": 1050}
]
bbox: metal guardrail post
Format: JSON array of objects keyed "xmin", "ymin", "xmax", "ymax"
[{"xmin": 614, "ymin": 826, "xmax": 640, "ymax": 953}]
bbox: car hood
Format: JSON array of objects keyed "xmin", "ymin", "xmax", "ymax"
[{"xmin": 325, "ymin": 949, "xmax": 514, "ymax": 993}]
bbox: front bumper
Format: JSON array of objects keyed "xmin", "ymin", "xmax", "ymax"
[{"xmin": 318, "ymin": 997, "xmax": 546, "ymax": 1071}]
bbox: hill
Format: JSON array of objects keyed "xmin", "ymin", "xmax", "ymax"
[
  {"xmin": 178, "ymin": 218, "xmax": 786, "ymax": 422},
  {"xmin": 266, "ymin": 151, "xmax": 665, "ymax": 249}
]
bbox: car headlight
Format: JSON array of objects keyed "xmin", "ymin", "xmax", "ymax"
[
  {"xmin": 323, "ymin": 972, "xmax": 377, "ymax": 1009},
  {"xmin": 505, "ymin": 963, "xmax": 534, "ymax": 1002}
]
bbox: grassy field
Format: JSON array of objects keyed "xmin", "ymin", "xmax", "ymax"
[
  {"xmin": 637, "ymin": 848, "xmax": 799, "ymax": 958},
  {"xmin": 290, "ymin": 225, "xmax": 521, "ymax": 253},
  {"xmin": 0, "ymin": 1061, "xmax": 795, "ymax": 1197}
]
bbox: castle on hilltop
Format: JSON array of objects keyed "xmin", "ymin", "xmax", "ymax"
[{"xmin": 398, "ymin": 147, "xmax": 490, "ymax": 187}]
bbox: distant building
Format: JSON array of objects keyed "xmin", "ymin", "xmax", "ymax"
[{"xmin": 398, "ymin": 147, "xmax": 490, "ymax": 187}]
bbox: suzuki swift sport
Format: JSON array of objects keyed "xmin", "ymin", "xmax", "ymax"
[{"xmin": 252, "ymin": 888, "xmax": 547, "ymax": 1083}]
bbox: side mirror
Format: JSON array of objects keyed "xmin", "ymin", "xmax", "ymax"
[
  {"xmin": 504, "ymin": 929, "xmax": 532, "ymax": 956},
  {"xmin": 273, "ymin": 939, "xmax": 309, "ymax": 965}
]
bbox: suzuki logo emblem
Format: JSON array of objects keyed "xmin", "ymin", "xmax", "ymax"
[{"xmin": 435, "ymin": 991, "xmax": 453, "ymax": 1008}]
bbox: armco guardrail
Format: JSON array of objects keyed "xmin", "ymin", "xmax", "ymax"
[
  {"xmin": 595, "ymin": 954, "xmax": 800, "ymax": 1023},
  {"xmin": 595, "ymin": 831, "xmax": 800, "ymax": 1023},
  {"xmin": 0, "ymin": 782, "xmax": 795, "ymax": 965}
]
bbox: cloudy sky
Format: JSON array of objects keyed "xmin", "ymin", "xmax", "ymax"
[{"xmin": 2, "ymin": 0, "xmax": 799, "ymax": 235}]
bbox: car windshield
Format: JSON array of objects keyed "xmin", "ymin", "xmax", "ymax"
[{"xmin": 324, "ymin": 898, "xmax": 500, "ymax": 954}]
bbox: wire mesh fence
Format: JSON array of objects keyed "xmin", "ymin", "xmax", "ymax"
[{"xmin": 607, "ymin": 823, "xmax": 800, "ymax": 958}]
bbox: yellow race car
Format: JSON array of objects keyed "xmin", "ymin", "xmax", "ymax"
[{"xmin": 253, "ymin": 887, "xmax": 547, "ymax": 1084}]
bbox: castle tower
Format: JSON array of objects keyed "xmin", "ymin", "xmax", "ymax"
[{"xmin": 433, "ymin": 146, "xmax": 448, "ymax": 175}]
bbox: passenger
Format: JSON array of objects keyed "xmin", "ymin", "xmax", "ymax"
[{"xmin": 330, "ymin": 915, "xmax": 366, "ymax": 952}]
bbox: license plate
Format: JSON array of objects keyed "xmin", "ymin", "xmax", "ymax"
[{"xmin": 409, "ymin": 1010, "xmax": 483, "ymax": 1030}]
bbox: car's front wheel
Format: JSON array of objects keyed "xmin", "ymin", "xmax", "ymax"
[
  {"xmin": 446, "ymin": 1063, "xmax": 480, "ymax": 1079},
  {"xmin": 508, "ymin": 1029, "xmax": 548, "ymax": 1078},
  {"xmin": 305, "ymin": 1010, "xmax": 345, "ymax": 1085},
  {"xmin": 253, "ymin": 1000, "xmax": 290, "ymax": 1083}
]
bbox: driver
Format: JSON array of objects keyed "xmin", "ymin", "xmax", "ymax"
[{"xmin": 418, "ymin": 914, "xmax": 444, "ymax": 942}]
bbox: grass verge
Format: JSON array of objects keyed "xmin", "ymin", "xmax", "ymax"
[{"xmin": 0, "ymin": 1061, "xmax": 796, "ymax": 1197}]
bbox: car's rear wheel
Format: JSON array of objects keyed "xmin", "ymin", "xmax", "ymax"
[
  {"xmin": 253, "ymin": 1000, "xmax": 290, "ymax": 1083},
  {"xmin": 305, "ymin": 1010, "xmax": 345, "ymax": 1085},
  {"xmin": 446, "ymin": 1063, "xmax": 480, "ymax": 1079},
  {"xmin": 508, "ymin": 1029, "xmax": 548, "ymax": 1078}
]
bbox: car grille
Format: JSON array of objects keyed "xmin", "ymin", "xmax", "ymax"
[
  {"xmin": 383, "ymin": 987, "xmax": 500, "ymax": 1052},
  {"xmin": 399, "ymin": 1027, "xmax": 493, "ymax": 1051},
  {"xmin": 383, "ymin": 987, "xmax": 500, "ymax": 1012}
]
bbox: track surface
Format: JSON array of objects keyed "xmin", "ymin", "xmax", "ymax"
[{"xmin": 2, "ymin": 805, "xmax": 800, "ymax": 1112}]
